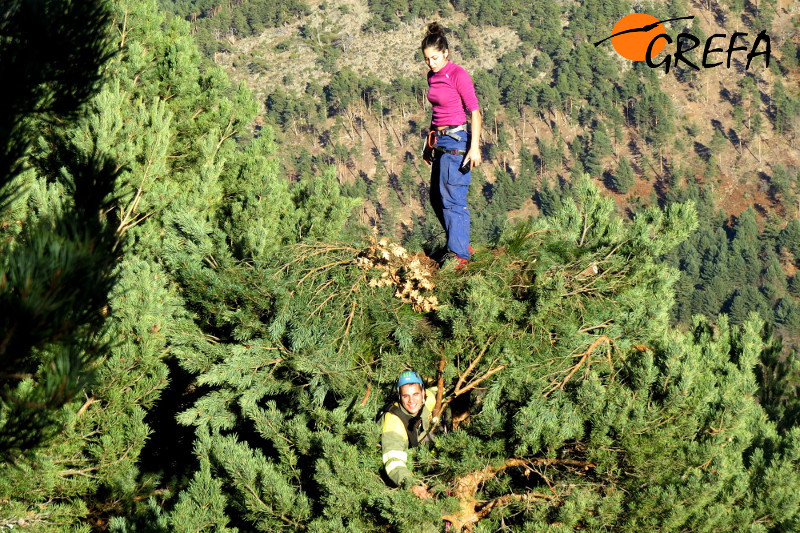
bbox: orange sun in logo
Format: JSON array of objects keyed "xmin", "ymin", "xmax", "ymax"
[{"xmin": 610, "ymin": 13, "xmax": 667, "ymax": 61}]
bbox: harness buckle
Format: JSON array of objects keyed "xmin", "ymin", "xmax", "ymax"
[{"xmin": 425, "ymin": 125, "xmax": 468, "ymax": 158}]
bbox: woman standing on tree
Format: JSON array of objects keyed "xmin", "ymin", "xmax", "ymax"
[{"xmin": 421, "ymin": 22, "xmax": 482, "ymax": 270}]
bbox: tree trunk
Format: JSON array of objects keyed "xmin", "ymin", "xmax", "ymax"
[{"xmin": 758, "ymin": 136, "xmax": 762, "ymax": 162}]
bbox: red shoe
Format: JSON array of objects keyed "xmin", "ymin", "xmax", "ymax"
[
  {"xmin": 453, "ymin": 257, "xmax": 469, "ymax": 270},
  {"xmin": 468, "ymin": 244, "xmax": 475, "ymax": 255}
]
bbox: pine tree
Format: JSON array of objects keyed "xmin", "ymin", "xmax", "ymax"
[
  {"xmin": 779, "ymin": 39, "xmax": 799, "ymax": 74},
  {"xmin": 165, "ymin": 175, "xmax": 800, "ymax": 531},
  {"xmin": 756, "ymin": 331, "xmax": 800, "ymax": 432},
  {"xmin": 537, "ymin": 176, "xmax": 564, "ymax": 218},
  {"xmin": 728, "ymin": 286, "xmax": 771, "ymax": 325},
  {"xmin": 0, "ymin": 0, "xmax": 119, "ymax": 462},
  {"xmin": 762, "ymin": 250, "xmax": 788, "ymax": 300},
  {"xmin": 120, "ymin": 172, "xmax": 782, "ymax": 531},
  {"xmin": 774, "ymin": 298, "xmax": 800, "ymax": 331},
  {"xmin": 779, "ymin": 219, "xmax": 800, "ymax": 259},
  {"xmin": 769, "ymin": 163, "xmax": 791, "ymax": 202},
  {"xmin": 0, "ymin": 0, "xmax": 294, "ymax": 527},
  {"xmin": 583, "ymin": 136, "xmax": 603, "ymax": 178},
  {"xmin": 610, "ymin": 158, "xmax": 635, "ymax": 194},
  {"xmin": 6, "ymin": 2, "xmax": 800, "ymax": 530}
]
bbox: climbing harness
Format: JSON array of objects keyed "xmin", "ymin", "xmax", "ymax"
[
  {"xmin": 434, "ymin": 123, "xmax": 468, "ymax": 141},
  {"xmin": 426, "ymin": 124, "xmax": 468, "ymax": 156},
  {"xmin": 387, "ymin": 403, "xmax": 424, "ymax": 448}
]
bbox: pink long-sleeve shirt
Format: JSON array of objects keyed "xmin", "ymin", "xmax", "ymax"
[{"xmin": 427, "ymin": 61, "xmax": 479, "ymax": 127}]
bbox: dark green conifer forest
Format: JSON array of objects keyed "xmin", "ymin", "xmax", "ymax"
[{"xmin": 1, "ymin": 0, "xmax": 799, "ymax": 531}]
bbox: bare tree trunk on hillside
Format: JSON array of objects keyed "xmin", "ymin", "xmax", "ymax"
[
  {"xmin": 352, "ymin": 108, "xmax": 363, "ymax": 142},
  {"xmin": 358, "ymin": 102, "xmax": 365, "ymax": 142},
  {"xmin": 343, "ymin": 108, "xmax": 359, "ymax": 142},
  {"xmin": 362, "ymin": 121, "xmax": 380, "ymax": 156},
  {"xmin": 377, "ymin": 109, "xmax": 383, "ymax": 157},
  {"xmin": 758, "ymin": 136, "xmax": 762, "ymax": 163},
  {"xmin": 388, "ymin": 119, "xmax": 403, "ymax": 151}
]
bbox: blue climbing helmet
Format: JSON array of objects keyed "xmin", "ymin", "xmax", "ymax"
[{"xmin": 397, "ymin": 370, "xmax": 424, "ymax": 395}]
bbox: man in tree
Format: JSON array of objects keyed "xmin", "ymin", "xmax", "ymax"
[{"xmin": 381, "ymin": 371, "xmax": 437, "ymax": 499}]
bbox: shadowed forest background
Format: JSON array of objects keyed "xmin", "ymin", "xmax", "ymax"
[{"xmin": 1, "ymin": 0, "xmax": 799, "ymax": 531}]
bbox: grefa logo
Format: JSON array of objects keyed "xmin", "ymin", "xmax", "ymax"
[{"xmin": 594, "ymin": 13, "xmax": 771, "ymax": 74}]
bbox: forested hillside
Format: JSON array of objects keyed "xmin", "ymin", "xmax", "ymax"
[
  {"xmin": 163, "ymin": 0, "xmax": 800, "ymax": 350},
  {"xmin": 1, "ymin": 0, "xmax": 799, "ymax": 531}
]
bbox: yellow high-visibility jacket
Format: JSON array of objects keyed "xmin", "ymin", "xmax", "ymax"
[{"xmin": 380, "ymin": 387, "xmax": 437, "ymax": 488}]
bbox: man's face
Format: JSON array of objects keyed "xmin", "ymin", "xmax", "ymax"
[{"xmin": 399, "ymin": 383, "xmax": 423, "ymax": 415}]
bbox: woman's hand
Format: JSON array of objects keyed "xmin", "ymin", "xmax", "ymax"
[
  {"xmin": 423, "ymin": 144, "xmax": 434, "ymax": 166},
  {"xmin": 466, "ymin": 146, "xmax": 481, "ymax": 169}
]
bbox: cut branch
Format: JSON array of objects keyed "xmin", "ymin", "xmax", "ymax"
[{"xmin": 442, "ymin": 457, "xmax": 594, "ymax": 532}]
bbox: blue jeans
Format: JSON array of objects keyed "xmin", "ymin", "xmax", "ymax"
[{"xmin": 430, "ymin": 130, "xmax": 471, "ymax": 260}]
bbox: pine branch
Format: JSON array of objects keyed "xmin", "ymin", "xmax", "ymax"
[
  {"xmin": 454, "ymin": 337, "xmax": 495, "ymax": 395},
  {"xmin": 578, "ymin": 211, "xmax": 591, "ymax": 247},
  {"xmin": 297, "ymin": 260, "xmax": 354, "ymax": 285},
  {"xmin": 475, "ymin": 491, "xmax": 556, "ymax": 519},
  {"xmin": 337, "ymin": 300, "xmax": 358, "ymax": 354},
  {"xmin": 431, "ymin": 336, "xmax": 505, "ymax": 434},
  {"xmin": 273, "ymin": 243, "xmax": 358, "ymax": 278},
  {"xmin": 544, "ymin": 336, "xmax": 616, "ymax": 397},
  {"xmin": 577, "ymin": 320, "xmax": 614, "ymax": 333},
  {"xmin": 360, "ymin": 382, "xmax": 371, "ymax": 406},
  {"xmin": 57, "ymin": 466, "xmax": 99, "ymax": 478},
  {"xmin": 432, "ymin": 353, "xmax": 446, "ymax": 420},
  {"xmin": 454, "ymin": 363, "xmax": 506, "ymax": 399},
  {"xmin": 306, "ymin": 287, "xmax": 345, "ymax": 320},
  {"xmin": 243, "ymin": 483, "xmax": 305, "ymax": 530},
  {"xmin": 75, "ymin": 395, "xmax": 97, "ymax": 418}
]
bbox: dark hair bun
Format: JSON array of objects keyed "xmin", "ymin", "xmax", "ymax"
[
  {"xmin": 421, "ymin": 21, "xmax": 448, "ymax": 51},
  {"xmin": 426, "ymin": 22, "xmax": 445, "ymax": 37}
]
